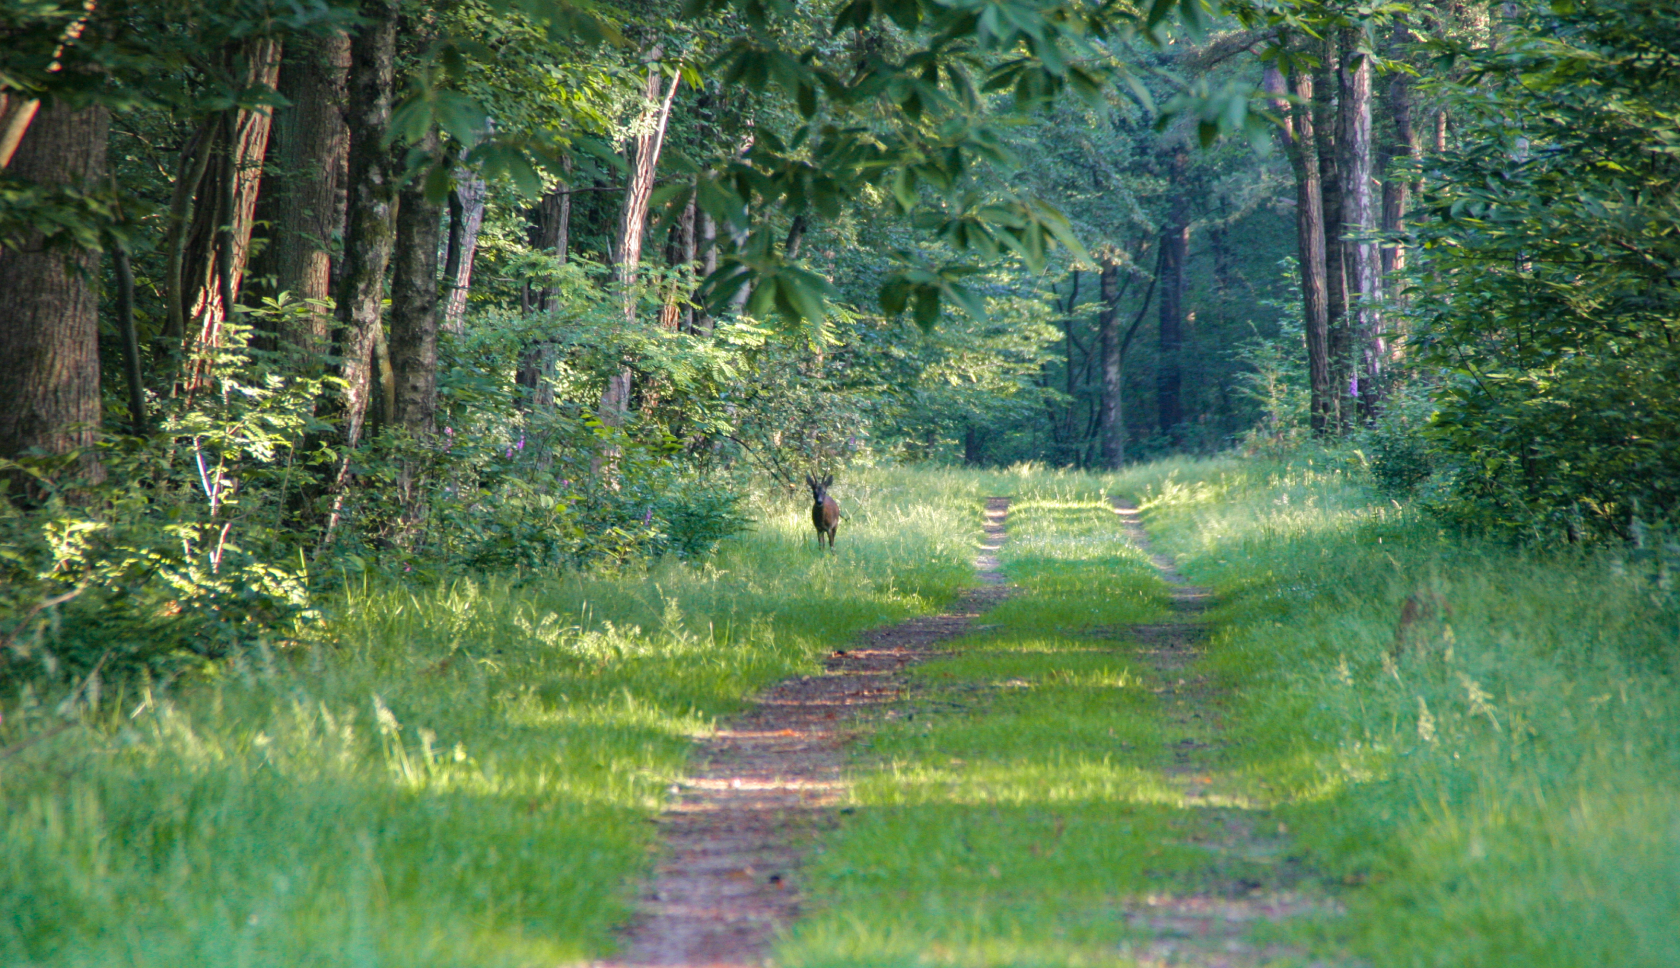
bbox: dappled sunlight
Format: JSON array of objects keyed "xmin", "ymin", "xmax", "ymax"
[{"xmin": 0, "ymin": 468, "xmax": 988, "ymax": 968}]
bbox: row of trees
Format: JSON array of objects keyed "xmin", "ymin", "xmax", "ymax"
[{"xmin": 2, "ymin": 0, "xmax": 1675, "ymax": 604}]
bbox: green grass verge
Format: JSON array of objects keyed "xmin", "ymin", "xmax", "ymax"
[
  {"xmin": 0, "ymin": 468, "xmax": 980, "ymax": 968},
  {"xmin": 778, "ymin": 478, "xmax": 1309, "ymax": 967},
  {"xmin": 1128, "ymin": 454, "xmax": 1680, "ymax": 968}
]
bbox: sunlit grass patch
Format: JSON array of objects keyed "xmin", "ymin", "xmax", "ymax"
[
  {"xmin": 780, "ymin": 486, "xmax": 1295, "ymax": 967},
  {"xmin": 1130, "ymin": 454, "xmax": 1680, "ymax": 968},
  {"xmin": 0, "ymin": 468, "xmax": 980, "ymax": 967}
]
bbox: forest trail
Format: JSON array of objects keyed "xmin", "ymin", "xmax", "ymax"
[
  {"xmin": 605, "ymin": 498, "xmax": 1014, "ymax": 967},
  {"xmin": 1108, "ymin": 498, "xmax": 1337, "ymax": 967}
]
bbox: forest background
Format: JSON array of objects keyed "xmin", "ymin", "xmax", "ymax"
[{"xmin": 1, "ymin": 0, "xmax": 1677, "ymax": 688}]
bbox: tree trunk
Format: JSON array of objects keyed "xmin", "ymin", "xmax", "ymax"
[
  {"xmin": 333, "ymin": 1, "xmax": 399, "ymax": 449},
  {"xmin": 1157, "ymin": 148, "xmax": 1190, "ymax": 438},
  {"xmin": 0, "ymin": 98, "xmax": 108, "ymax": 480},
  {"xmin": 180, "ymin": 38, "xmax": 285, "ymax": 359},
  {"xmin": 248, "ymin": 33, "xmax": 350, "ymax": 360},
  {"xmin": 676, "ymin": 192, "xmax": 697, "ymax": 331},
  {"xmin": 442, "ymin": 167, "xmax": 487, "ymax": 333},
  {"xmin": 694, "ymin": 202, "xmax": 718, "ymax": 334},
  {"xmin": 1337, "ymin": 26, "xmax": 1381, "ymax": 414},
  {"xmin": 390, "ymin": 131, "xmax": 442, "ymax": 435},
  {"xmin": 1097, "ymin": 255, "xmax": 1124, "ymax": 469},
  {"xmin": 1271, "ymin": 62, "xmax": 1333, "ymax": 435},
  {"xmin": 1379, "ymin": 69, "xmax": 1415, "ymax": 280},
  {"xmin": 514, "ymin": 184, "xmax": 570, "ymax": 409},
  {"xmin": 602, "ymin": 52, "xmax": 680, "ymax": 428},
  {"xmin": 1313, "ymin": 38, "xmax": 1349, "ymax": 430}
]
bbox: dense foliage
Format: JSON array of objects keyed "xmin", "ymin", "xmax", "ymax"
[{"xmin": 1402, "ymin": 0, "xmax": 1680, "ymax": 539}]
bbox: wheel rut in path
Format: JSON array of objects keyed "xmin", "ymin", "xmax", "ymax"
[
  {"xmin": 1111, "ymin": 498, "xmax": 1340, "ymax": 968},
  {"xmin": 603, "ymin": 498, "xmax": 1013, "ymax": 968}
]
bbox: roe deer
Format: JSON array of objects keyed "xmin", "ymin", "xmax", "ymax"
[{"xmin": 807, "ymin": 473, "xmax": 839, "ymax": 550}]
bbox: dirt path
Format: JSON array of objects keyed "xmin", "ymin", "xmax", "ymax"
[
  {"xmin": 604, "ymin": 499, "xmax": 1013, "ymax": 967},
  {"xmin": 1110, "ymin": 498, "xmax": 1338, "ymax": 968}
]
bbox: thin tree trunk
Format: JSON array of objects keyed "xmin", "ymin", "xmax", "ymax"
[
  {"xmin": 1270, "ymin": 62, "xmax": 1333, "ymax": 435},
  {"xmin": 390, "ymin": 131, "xmax": 442, "ymax": 435},
  {"xmin": 1157, "ymin": 147, "xmax": 1190, "ymax": 437},
  {"xmin": 1379, "ymin": 65, "xmax": 1416, "ymax": 279},
  {"xmin": 113, "ymin": 242, "xmax": 146, "ymax": 436},
  {"xmin": 1313, "ymin": 38, "xmax": 1349, "ymax": 429},
  {"xmin": 515, "ymin": 183, "xmax": 570, "ymax": 408},
  {"xmin": 677, "ymin": 192, "xmax": 698, "ymax": 331},
  {"xmin": 333, "ymin": 1, "xmax": 399, "ymax": 449},
  {"xmin": 0, "ymin": 98, "xmax": 108, "ymax": 481},
  {"xmin": 442, "ymin": 167, "xmax": 487, "ymax": 333},
  {"xmin": 1097, "ymin": 255, "xmax": 1124, "ymax": 469},
  {"xmin": 602, "ymin": 52, "xmax": 680, "ymax": 428},
  {"xmin": 1338, "ymin": 26, "xmax": 1381, "ymax": 413},
  {"xmin": 694, "ymin": 203, "xmax": 718, "ymax": 334},
  {"xmin": 248, "ymin": 33, "xmax": 350, "ymax": 360}
]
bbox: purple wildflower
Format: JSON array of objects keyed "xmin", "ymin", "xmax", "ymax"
[{"xmin": 643, "ymin": 508, "xmax": 654, "ymax": 526}]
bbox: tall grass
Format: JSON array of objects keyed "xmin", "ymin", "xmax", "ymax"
[
  {"xmin": 778, "ymin": 482, "xmax": 1198, "ymax": 967},
  {"xmin": 1130, "ymin": 454, "xmax": 1680, "ymax": 968},
  {"xmin": 0, "ymin": 469, "xmax": 977, "ymax": 967}
]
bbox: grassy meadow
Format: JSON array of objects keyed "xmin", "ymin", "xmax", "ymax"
[
  {"xmin": 1127, "ymin": 455, "xmax": 1680, "ymax": 967},
  {"xmin": 4, "ymin": 458, "xmax": 1677, "ymax": 967},
  {"xmin": 778, "ymin": 475, "xmax": 1293, "ymax": 968},
  {"xmin": 0, "ymin": 469, "xmax": 985, "ymax": 967}
]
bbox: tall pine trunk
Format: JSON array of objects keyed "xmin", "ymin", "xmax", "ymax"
[
  {"xmin": 1271, "ymin": 61, "xmax": 1333, "ymax": 435},
  {"xmin": 390, "ymin": 131, "xmax": 442, "ymax": 436},
  {"xmin": 1156, "ymin": 147, "xmax": 1190, "ymax": 438},
  {"xmin": 248, "ymin": 33, "xmax": 350, "ymax": 360},
  {"xmin": 0, "ymin": 98, "xmax": 109, "ymax": 481},
  {"xmin": 1312, "ymin": 38, "xmax": 1349, "ymax": 430},
  {"xmin": 1097, "ymin": 255, "xmax": 1125, "ymax": 469},
  {"xmin": 333, "ymin": 0, "xmax": 399, "ymax": 449},
  {"xmin": 1337, "ymin": 26, "xmax": 1382, "ymax": 413},
  {"xmin": 601, "ymin": 53, "xmax": 679, "ymax": 428},
  {"xmin": 1379, "ymin": 46, "xmax": 1417, "ymax": 281}
]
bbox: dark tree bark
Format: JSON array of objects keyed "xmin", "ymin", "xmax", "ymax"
[
  {"xmin": 390, "ymin": 132, "xmax": 442, "ymax": 435},
  {"xmin": 179, "ymin": 38, "xmax": 285, "ymax": 361},
  {"xmin": 1157, "ymin": 147, "xmax": 1190, "ymax": 437},
  {"xmin": 1269, "ymin": 62, "xmax": 1333, "ymax": 435},
  {"xmin": 1379, "ymin": 47, "xmax": 1418, "ymax": 280},
  {"xmin": 515, "ymin": 184, "xmax": 571, "ymax": 408},
  {"xmin": 1337, "ymin": 26, "xmax": 1382, "ymax": 413},
  {"xmin": 0, "ymin": 98, "xmax": 109, "ymax": 479},
  {"xmin": 1097, "ymin": 255, "xmax": 1125, "ymax": 469},
  {"xmin": 113, "ymin": 243, "xmax": 146, "ymax": 436},
  {"xmin": 332, "ymin": 1, "xmax": 399, "ymax": 449},
  {"xmin": 1313, "ymin": 37, "xmax": 1349, "ymax": 429},
  {"xmin": 248, "ymin": 33, "xmax": 350, "ymax": 359}
]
